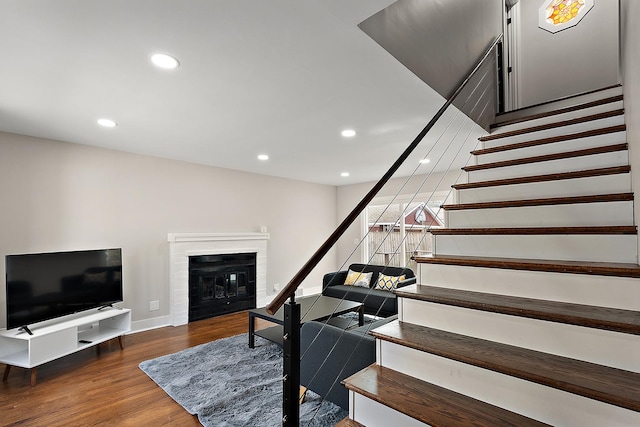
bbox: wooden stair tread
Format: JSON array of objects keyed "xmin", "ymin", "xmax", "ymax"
[
  {"xmin": 413, "ymin": 254, "xmax": 640, "ymax": 278},
  {"xmin": 493, "ymin": 85, "xmax": 622, "ymax": 125},
  {"xmin": 396, "ymin": 284, "xmax": 640, "ymax": 335},
  {"xmin": 462, "ymin": 143, "xmax": 628, "ymax": 172},
  {"xmin": 472, "ymin": 125, "xmax": 626, "ymax": 156},
  {"xmin": 480, "ymin": 109, "xmax": 624, "ymax": 142},
  {"xmin": 492, "ymin": 94, "xmax": 624, "ymax": 129},
  {"xmin": 452, "ymin": 166, "xmax": 630, "ymax": 190},
  {"xmin": 441, "ymin": 193, "xmax": 633, "ymax": 211},
  {"xmin": 334, "ymin": 417, "xmax": 364, "ymax": 427},
  {"xmin": 429, "ymin": 226, "xmax": 637, "ymax": 235},
  {"xmin": 371, "ymin": 321, "xmax": 640, "ymax": 412},
  {"xmin": 343, "ymin": 364, "xmax": 551, "ymax": 427}
]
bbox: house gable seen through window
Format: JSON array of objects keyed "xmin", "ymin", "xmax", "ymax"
[{"xmin": 364, "ymin": 197, "xmax": 445, "ymax": 271}]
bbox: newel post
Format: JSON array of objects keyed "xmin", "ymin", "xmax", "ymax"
[{"xmin": 282, "ymin": 296, "xmax": 301, "ymax": 426}]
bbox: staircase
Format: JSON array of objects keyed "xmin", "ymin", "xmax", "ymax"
[{"xmin": 339, "ymin": 85, "xmax": 640, "ymax": 426}]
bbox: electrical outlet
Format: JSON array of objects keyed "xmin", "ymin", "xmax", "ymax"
[
  {"xmin": 150, "ymin": 300, "xmax": 160, "ymax": 311},
  {"xmin": 273, "ymin": 283, "xmax": 280, "ymax": 292}
]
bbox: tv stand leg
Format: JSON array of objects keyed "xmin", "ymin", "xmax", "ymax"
[
  {"xmin": 3, "ymin": 364, "xmax": 10, "ymax": 382},
  {"xmin": 30, "ymin": 368, "xmax": 37, "ymax": 387},
  {"xmin": 118, "ymin": 335, "xmax": 125, "ymax": 350}
]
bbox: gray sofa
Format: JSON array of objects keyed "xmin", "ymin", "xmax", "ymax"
[
  {"xmin": 321, "ymin": 263, "xmax": 416, "ymax": 317},
  {"xmin": 300, "ymin": 315, "xmax": 397, "ymax": 410}
]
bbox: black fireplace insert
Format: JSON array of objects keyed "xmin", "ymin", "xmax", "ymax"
[{"xmin": 188, "ymin": 253, "xmax": 256, "ymax": 321}]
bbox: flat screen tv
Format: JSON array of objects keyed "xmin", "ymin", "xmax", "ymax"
[{"xmin": 5, "ymin": 248, "xmax": 123, "ymax": 331}]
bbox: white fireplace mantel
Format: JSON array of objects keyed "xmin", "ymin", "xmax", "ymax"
[{"xmin": 168, "ymin": 232, "xmax": 269, "ymax": 326}]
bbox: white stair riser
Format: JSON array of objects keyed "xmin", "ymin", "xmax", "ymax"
[
  {"xmin": 482, "ymin": 115, "xmax": 624, "ymax": 150},
  {"xmin": 456, "ymin": 173, "xmax": 631, "ymax": 204},
  {"xmin": 467, "ymin": 150, "xmax": 628, "ymax": 182},
  {"xmin": 349, "ymin": 392, "xmax": 426, "ymax": 427},
  {"xmin": 417, "ymin": 263, "xmax": 640, "ymax": 311},
  {"xmin": 495, "ymin": 87, "xmax": 623, "ymax": 124},
  {"xmin": 433, "ymin": 234, "xmax": 637, "ymax": 263},
  {"xmin": 446, "ymin": 200, "xmax": 634, "ymax": 228},
  {"xmin": 475, "ymin": 131, "xmax": 627, "ymax": 164},
  {"xmin": 399, "ymin": 298, "xmax": 640, "ymax": 372},
  {"xmin": 492, "ymin": 100, "xmax": 624, "ymax": 134},
  {"xmin": 377, "ymin": 342, "xmax": 640, "ymax": 427}
]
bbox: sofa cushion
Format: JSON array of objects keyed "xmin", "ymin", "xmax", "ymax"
[
  {"xmin": 322, "ymin": 285, "xmax": 396, "ymax": 315},
  {"xmin": 374, "ymin": 273, "xmax": 405, "ymax": 291},
  {"xmin": 344, "ymin": 269, "xmax": 373, "ymax": 288}
]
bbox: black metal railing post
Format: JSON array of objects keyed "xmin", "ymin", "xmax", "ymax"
[{"xmin": 282, "ymin": 296, "xmax": 301, "ymax": 426}]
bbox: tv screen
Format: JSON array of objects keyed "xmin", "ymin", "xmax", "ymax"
[{"xmin": 5, "ymin": 248, "xmax": 123, "ymax": 330}]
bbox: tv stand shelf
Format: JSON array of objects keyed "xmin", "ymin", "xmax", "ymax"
[{"xmin": 0, "ymin": 307, "xmax": 131, "ymax": 386}]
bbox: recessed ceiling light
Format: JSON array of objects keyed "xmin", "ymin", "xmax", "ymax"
[
  {"xmin": 419, "ymin": 158, "xmax": 431, "ymax": 164},
  {"xmin": 341, "ymin": 129, "xmax": 356, "ymax": 138},
  {"xmin": 151, "ymin": 53, "xmax": 180, "ymax": 69},
  {"xmin": 258, "ymin": 154, "xmax": 269, "ymax": 161},
  {"xmin": 341, "ymin": 172, "xmax": 350, "ymax": 177},
  {"xmin": 97, "ymin": 118, "xmax": 117, "ymax": 128}
]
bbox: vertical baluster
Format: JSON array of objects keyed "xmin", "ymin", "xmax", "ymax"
[{"xmin": 282, "ymin": 296, "xmax": 300, "ymax": 426}]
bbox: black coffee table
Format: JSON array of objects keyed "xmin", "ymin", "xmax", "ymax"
[{"xmin": 248, "ymin": 295, "xmax": 364, "ymax": 348}]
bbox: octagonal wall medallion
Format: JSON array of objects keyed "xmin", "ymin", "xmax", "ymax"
[{"xmin": 539, "ymin": 0, "xmax": 595, "ymax": 33}]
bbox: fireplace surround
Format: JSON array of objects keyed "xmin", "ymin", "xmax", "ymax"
[{"xmin": 168, "ymin": 232, "xmax": 269, "ymax": 326}]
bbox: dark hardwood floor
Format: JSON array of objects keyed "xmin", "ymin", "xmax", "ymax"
[{"xmin": 0, "ymin": 311, "xmax": 270, "ymax": 426}]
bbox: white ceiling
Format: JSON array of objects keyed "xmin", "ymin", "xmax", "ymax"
[{"xmin": 0, "ymin": 0, "xmax": 483, "ymax": 186}]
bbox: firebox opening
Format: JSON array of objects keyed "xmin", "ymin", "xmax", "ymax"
[{"xmin": 188, "ymin": 252, "xmax": 257, "ymax": 322}]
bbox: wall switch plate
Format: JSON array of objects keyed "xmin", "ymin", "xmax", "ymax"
[{"xmin": 150, "ymin": 300, "xmax": 160, "ymax": 311}]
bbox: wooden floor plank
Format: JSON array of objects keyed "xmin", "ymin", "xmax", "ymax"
[{"xmin": 0, "ymin": 311, "xmax": 271, "ymax": 426}]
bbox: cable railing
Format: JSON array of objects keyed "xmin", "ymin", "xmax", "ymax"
[{"xmin": 266, "ymin": 34, "xmax": 503, "ymax": 426}]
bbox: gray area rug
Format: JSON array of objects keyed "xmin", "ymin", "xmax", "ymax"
[{"xmin": 139, "ymin": 333, "xmax": 347, "ymax": 427}]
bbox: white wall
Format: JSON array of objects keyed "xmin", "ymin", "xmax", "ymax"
[
  {"xmin": 620, "ymin": 0, "xmax": 640, "ymax": 258},
  {"xmin": 335, "ymin": 170, "xmax": 460, "ymax": 269},
  {"xmin": 517, "ymin": 0, "xmax": 620, "ymax": 108},
  {"xmin": 0, "ymin": 132, "xmax": 338, "ymax": 330}
]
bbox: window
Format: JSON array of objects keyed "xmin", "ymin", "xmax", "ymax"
[
  {"xmin": 538, "ymin": 0, "xmax": 594, "ymax": 33},
  {"xmin": 363, "ymin": 194, "xmax": 446, "ymax": 271}
]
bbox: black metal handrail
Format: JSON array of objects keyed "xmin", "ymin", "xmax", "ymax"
[
  {"xmin": 274, "ymin": 33, "xmax": 503, "ymax": 427},
  {"xmin": 266, "ymin": 34, "xmax": 503, "ymax": 316}
]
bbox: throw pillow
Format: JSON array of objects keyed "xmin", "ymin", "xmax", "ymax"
[
  {"xmin": 374, "ymin": 273, "xmax": 406, "ymax": 291},
  {"xmin": 344, "ymin": 269, "xmax": 373, "ymax": 288}
]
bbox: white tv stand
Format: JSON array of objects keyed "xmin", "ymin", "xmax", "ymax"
[{"xmin": 0, "ymin": 307, "xmax": 131, "ymax": 386}]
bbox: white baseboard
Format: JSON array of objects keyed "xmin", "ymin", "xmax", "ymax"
[{"xmin": 128, "ymin": 315, "xmax": 172, "ymax": 334}]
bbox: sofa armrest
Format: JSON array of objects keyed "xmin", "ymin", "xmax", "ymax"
[
  {"xmin": 396, "ymin": 276, "xmax": 417, "ymax": 289},
  {"xmin": 322, "ymin": 271, "xmax": 347, "ymax": 289},
  {"xmin": 300, "ymin": 321, "xmax": 376, "ymax": 409}
]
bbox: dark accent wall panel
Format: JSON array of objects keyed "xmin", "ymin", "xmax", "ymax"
[{"xmin": 359, "ymin": 0, "xmax": 503, "ymax": 105}]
